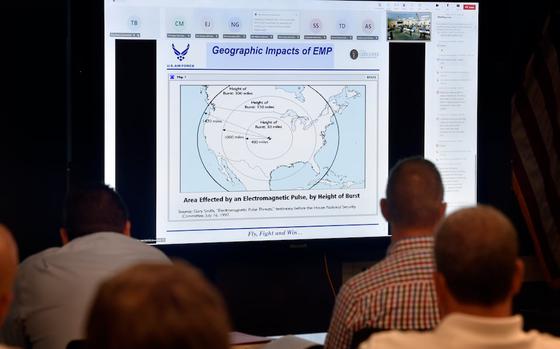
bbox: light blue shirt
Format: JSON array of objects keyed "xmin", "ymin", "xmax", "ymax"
[{"xmin": 0, "ymin": 232, "xmax": 170, "ymax": 349}]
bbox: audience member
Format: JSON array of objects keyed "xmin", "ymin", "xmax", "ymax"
[
  {"xmin": 86, "ymin": 262, "xmax": 230, "ymax": 349},
  {"xmin": 0, "ymin": 225, "xmax": 18, "ymax": 328},
  {"xmin": 325, "ymin": 157, "xmax": 446, "ymax": 349},
  {"xmin": 359, "ymin": 205, "xmax": 560, "ymax": 349},
  {"xmin": 0, "ymin": 184, "xmax": 170, "ymax": 349}
]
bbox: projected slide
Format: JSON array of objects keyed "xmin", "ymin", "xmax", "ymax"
[
  {"xmin": 167, "ymin": 72, "xmax": 381, "ymax": 230},
  {"xmin": 181, "ymin": 85, "xmax": 365, "ymax": 192},
  {"xmin": 103, "ymin": 0, "xmax": 478, "ymax": 244}
]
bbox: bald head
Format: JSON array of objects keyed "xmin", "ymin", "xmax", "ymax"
[
  {"xmin": 383, "ymin": 157, "xmax": 444, "ymax": 230},
  {"xmin": 435, "ymin": 206, "xmax": 519, "ymax": 306},
  {"xmin": 0, "ymin": 224, "xmax": 18, "ymax": 325}
]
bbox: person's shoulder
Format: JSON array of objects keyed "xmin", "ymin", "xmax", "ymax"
[
  {"xmin": 102, "ymin": 233, "xmax": 170, "ymax": 258},
  {"xmin": 343, "ymin": 255, "xmax": 399, "ymax": 291},
  {"xmin": 67, "ymin": 232, "xmax": 170, "ymax": 262},
  {"xmin": 530, "ymin": 331, "xmax": 560, "ymax": 347},
  {"xmin": 80, "ymin": 232, "xmax": 152, "ymax": 248},
  {"xmin": 103, "ymin": 233, "xmax": 171, "ymax": 262},
  {"xmin": 359, "ymin": 329, "xmax": 434, "ymax": 349},
  {"xmin": 341, "ymin": 264, "xmax": 378, "ymax": 294},
  {"xmin": 19, "ymin": 246, "xmax": 61, "ymax": 271}
]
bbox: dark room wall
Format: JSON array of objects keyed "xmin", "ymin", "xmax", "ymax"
[{"xmin": 0, "ymin": 2, "xmax": 67, "ymax": 258}]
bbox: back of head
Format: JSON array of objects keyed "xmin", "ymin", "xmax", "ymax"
[
  {"xmin": 0, "ymin": 224, "xmax": 18, "ymax": 325},
  {"xmin": 435, "ymin": 205, "xmax": 519, "ymax": 306},
  {"xmin": 86, "ymin": 262, "xmax": 230, "ymax": 349},
  {"xmin": 385, "ymin": 157, "xmax": 444, "ymax": 229},
  {"xmin": 62, "ymin": 184, "xmax": 128, "ymax": 240}
]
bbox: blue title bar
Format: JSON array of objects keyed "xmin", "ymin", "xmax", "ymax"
[{"xmin": 207, "ymin": 43, "xmax": 334, "ymax": 69}]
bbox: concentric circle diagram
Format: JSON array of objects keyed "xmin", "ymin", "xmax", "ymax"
[{"xmin": 196, "ymin": 85, "xmax": 340, "ymax": 191}]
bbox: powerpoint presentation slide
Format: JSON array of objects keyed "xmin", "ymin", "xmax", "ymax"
[{"xmin": 387, "ymin": 12, "xmax": 431, "ymax": 41}]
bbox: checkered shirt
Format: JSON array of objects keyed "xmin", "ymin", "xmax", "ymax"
[{"xmin": 324, "ymin": 236, "xmax": 439, "ymax": 349}]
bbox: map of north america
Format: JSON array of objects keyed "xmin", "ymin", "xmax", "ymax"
[{"xmin": 181, "ymin": 84, "xmax": 366, "ymax": 192}]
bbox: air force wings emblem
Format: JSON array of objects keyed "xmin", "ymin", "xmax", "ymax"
[{"xmin": 172, "ymin": 43, "xmax": 190, "ymax": 61}]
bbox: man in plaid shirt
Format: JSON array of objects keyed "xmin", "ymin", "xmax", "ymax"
[{"xmin": 325, "ymin": 157, "xmax": 446, "ymax": 349}]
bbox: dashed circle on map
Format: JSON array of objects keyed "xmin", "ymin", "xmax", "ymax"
[
  {"xmin": 244, "ymin": 117, "xmax": 294, "ymax": 160},
  {"xmin": 197, "ymin": 85, "xmax": 339, "ymax": 191}
]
